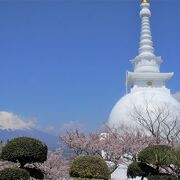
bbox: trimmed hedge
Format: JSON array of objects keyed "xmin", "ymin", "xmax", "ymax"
[
  {"xmin": 173, "ymin": 148, "xmax": 180, "ymax": 166},
  {"xmin": 1, "ymin": 137, "xmax": 47, "ymax": 167},
  {"xmin": 69, "ymin": 156, "xmax": 109, "ymax": 180},
  {"xmin": 127, "ymin": 162, "xmax": 145, "ymax": 178},
  {"xmin": 24, "ymin": 167, "xmax": 44, "ymax": 179},
  {"xmin": 148, "ymin": 175, "xmax": 178, "ymax": 180},
  {"xmin": 0, "ymin": 168, "xmax": 30, "ymax": 180},
  {"xmin": 138, "ymin": 145, "xmax": 174, "ymax": 166},
  {"xmin": 127, "ymin": 161, "xmax": 158, "ymax": 179}
]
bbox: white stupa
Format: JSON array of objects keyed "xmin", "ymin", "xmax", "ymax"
[{"xmin": 108, "ymin": 0, "xmax": 180, "ymax": 130}]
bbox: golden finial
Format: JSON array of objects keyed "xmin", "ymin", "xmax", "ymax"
[{"xmin": 142, "ymin": 0, "xmax": 149, "ymax": 3}]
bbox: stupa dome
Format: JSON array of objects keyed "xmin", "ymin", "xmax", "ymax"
[{"xmin": 108, "ymin": 88, "xmax": 180, "ymax": 130}]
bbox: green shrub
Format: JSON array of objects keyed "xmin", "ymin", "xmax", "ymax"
[
  {"xmin": 0, "ymin": 168, "xmax": 30, "ymax": 180},
  {"xmin": 148, "ymin": 175, "xmax": 178, "ymax": 180},
  {"xmin": 138, "ymin": 145, "xmax": 174, "ymax": 166},
  {"xmin": 24, "ymin": 167, "xmax": 44, "ymax": 179},
  {"xmin": 1, "ymin": 137, "xmax": 48, "ymax": 167},
  {"xmin": 172, "ymin": 148, "xmax": 180, "ymax": 166},
  {"xmin": 127, "ymin": 162, "xmax": 145, "ymax": 178},
  {"xmin": 69, "ymin": 156, "xmax": 109, "ymax": 180},
  {"xmin": 127, "ymin": 161, "xmax": 158, "ymax": 179}
]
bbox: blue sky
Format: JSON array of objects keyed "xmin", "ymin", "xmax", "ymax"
[{"xmin": 0, "ymin": 0, "xmax": 179, "ymax": 134}]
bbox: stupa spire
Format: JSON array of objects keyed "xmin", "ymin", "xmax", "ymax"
[
  {"xmin": 131, "ymin": 0, "xmax": 162, "ymax": 73},
  {"xmin": 139, "ymin": 0, "xmax": 154, "ymax": 57},
  {"xmin": 142, "ymin": 0, "xmax": 149, "ymax": 3},
  {"xmin": 126, "ymin": 0, "xmax": 173, "ymax": 91}
]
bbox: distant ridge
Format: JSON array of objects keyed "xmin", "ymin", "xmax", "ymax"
[{"xmin": 0, "ymin": 128, "xmax": 58, "ymax": 150}]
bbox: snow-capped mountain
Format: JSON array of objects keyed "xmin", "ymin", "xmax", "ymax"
[{"xmin": 0, "ymin": 111, "xmax": 58, "ymax": 150}]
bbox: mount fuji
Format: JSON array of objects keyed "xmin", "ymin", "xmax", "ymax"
[{"xmin": 0, "ymin": 112, "xmax": 58, "ymax": 150}]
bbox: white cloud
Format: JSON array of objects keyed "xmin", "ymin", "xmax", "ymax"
[
  {"xmin": 45, "ymin": 125, "xmax": 54, "ymax": 133},
  {"xmin": 0, "ymin": 111, "xmax": 35, "ymax": 130},
  {"xmin": 62, "ymin": 120, "xmax": 85, "ymax": 130},
  {"xmin": 63, "ymin": 121, "xmax": 76, "ymax": 129},
  {"xmin": 173, "ymin": 92, "xmax": 180, "ymax": 103}
]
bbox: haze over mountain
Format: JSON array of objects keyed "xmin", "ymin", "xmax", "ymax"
[{"xmin": 0, "ymin": 111, "xmax": 58, "ymax": 150}]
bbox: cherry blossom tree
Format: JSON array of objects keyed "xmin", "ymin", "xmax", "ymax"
[
  {"xmin": 60, "ymin": 129, "xmax": 101, "ymax": 157},
  {"xmin": 34, "ymin": 149, "xmax": 69, "ymax": 180},
  {"xmin": 100, "ymin": 126, "xmax": 152, "ymax": 164},
  {"xmin": 60, "ymin": 126, "xmax": 152, "ymax": 172}
]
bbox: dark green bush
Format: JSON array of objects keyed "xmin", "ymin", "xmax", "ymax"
[
  {"xmin": 24, "ymin": 167, "xmax": 44, "ymax": 179},
  {"xmin": 69, "ymin": 156, "xmax": 109, "ymax": 180},
  {"xmin": 127, "ymin": 161, "xmax": 157, "ymax": 179},
  {"xmin": 0, "ymin": 168, "xmax": 30, "ymax": 180},
  {"xmin": 148, "ymin": 175, "xmax": 178, "ymax": 180},
  {"xmin": 1, "ymin": 137, "xmax": 48, "ymax": 167},
  {"xmin": 173, "ymin": 148, "xmax": 180, "ymax": 167},
  {"xmin": 127, "ymin": 162, "xmax": 145, "ymax": 178},
  {"xmin": 139, "ymin": 162, "xmax": 158, "ymax": 176},
  {"xmin": 128, "ymin": 145, "xmax": 177, "ymax": 179},
  {"xmin": 138, "ymin": 145, "xmax": 174, "ymax": 166}
]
